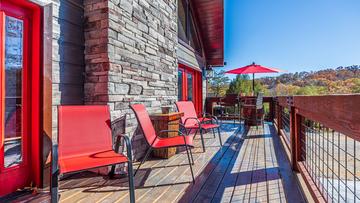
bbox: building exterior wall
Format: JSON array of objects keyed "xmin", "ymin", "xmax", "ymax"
[
  {"xmin": 84, "ymin": 0, "xmax": 178, "ymax": 159},
  {"xmin": 35, "ymin": 0, "xmax": 208, "ymax": 161},
  {"xmin": 33, "ymin": 0, "xmax": 86, "ymax": 141}
]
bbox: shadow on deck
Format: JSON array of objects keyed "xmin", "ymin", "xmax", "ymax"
[{"xmin": 4, "ymin": 122, "xmax": 306, "ymax": 203}]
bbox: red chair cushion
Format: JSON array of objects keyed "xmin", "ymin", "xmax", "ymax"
[
  {"xmin": 175, "ymin": 101, "xmax": 198, "ymax": 126},
  {"xmin": 130, "ymin": 104, "xmax": 193, "ymax": 148},
  {"xmin": 59, "ymin": 150, "xmax": 128, "ymax": 174},
  {"xmin": 130, "ymin": 104, "xmax": 157, "ymax": 146},
  {"xmin": 58, "ymin": 105, "xmax": 127, "ymax": 174},
  {"xmin": 58, "ymin": 105, "xmax": 113, "ymax": 159},
  {"xmin": 152, "ymin": 135, "xmax": 193, "ymax": 149},
  {"xmin": 185, "ymin": 123, "xmax": 219, "ymax": 130},
  {"xmin": 198, "ymin": 117, "xmax": 211, "ymax": 123}
]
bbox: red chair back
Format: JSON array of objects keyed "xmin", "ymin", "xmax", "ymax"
[
  {"xmin": 175, "ymin": 101, "xmax": 197, "ymax": 126},
  {"xmin": 58, "ymin": 105, "xmax": 113, "ymax": 159},
  {"xmin": 130, "ymin": 104, "xmax": 157, "ymax": 145}
]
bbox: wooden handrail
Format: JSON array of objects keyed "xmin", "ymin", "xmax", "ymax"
[
  {"xmin": 277, "ymin": 95, "xmax": 360, "ymax": 141},
  {"xmin": 205, "ymin": 96, "xmax": 275, "ymax": 121}
]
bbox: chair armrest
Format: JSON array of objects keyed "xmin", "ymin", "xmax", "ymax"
[
  {"xmin": 202, "ymin": 113, "xmax": 219, "ymax": 124},
  {"xmin": 159, "ymin": 129, "xmax": 184, "ymax": 136},
  {"xmin": 159, "ymin": 130, "xmax": 189, "ymax": 145},
  {"xmin": 114, "ymin": 134, "xmax": 133, "ymax": 162}
]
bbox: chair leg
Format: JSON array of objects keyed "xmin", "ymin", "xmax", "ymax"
[
  {"xmin": 109, "ymin": 165, "xmax": 116, "ymax": 178},
  {"xmin": 189, "ymin": 147, "xmax": 194, "ymax": 165},
  {"xmin": 185, "ymin": 145, "xmax": 195, "ymax": 183},
  {"xmin": 127, "ymin": 161, "xmax": 136, "ymax": 203},
  {"xmin": 51, "ymin": 170, "xmax": 59, "ymax": 203},
  {"xmin": 134, "ymin": 147, "xmax": 152, "ymax": 176},
  {"xmin": 193, "ymin": 129, "xmax": 198, "ymax": 138},
  {"xmin": 212, "ymin": 128, "xmax": 216, "ymax": 138},
  {"xmin": 217, "ymin": 127, "xmax": 223, "ymax": 146},
  {"xmin": 200, "ymin": 129, "xmax": 206, "ymax": 152}
]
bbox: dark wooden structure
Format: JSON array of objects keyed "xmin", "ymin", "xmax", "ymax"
[{"xmin": 150, "ymin": 112, "xmax": 184, "ymax": 158}]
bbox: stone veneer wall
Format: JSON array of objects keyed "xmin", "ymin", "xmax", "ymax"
[
  {"xmin": 45, "ymin": 0, "xmax": 85, "ymax": 146},
  {"xmin": 84, "ymin": 0, "xmax": 178, "ymax": 159}
]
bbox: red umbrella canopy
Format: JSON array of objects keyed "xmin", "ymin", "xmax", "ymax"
[
  {"xmin": 225, "ymin": 62, "xmax": 283, "ymax": 74},
  {"xmin": 225, "ymin": 62, "xmax": 284, "ymax": 92}
]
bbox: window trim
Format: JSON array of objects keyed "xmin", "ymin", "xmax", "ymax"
[{"xmin": 177, "ymin": 0, "xmax": 203, "ymax": 56}]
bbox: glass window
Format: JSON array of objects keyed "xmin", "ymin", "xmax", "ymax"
[
  {"xmin": 4, "ymin": 16, "xmax": 24, "ymax": 168},
  {"xmin": 178, "ymin": 0, "xmax": 187, "ymax": 42},
  {"xmin": 187, "ymin": 73, "xmax": 193, "ymax": 101},
  {"xmin": 178, "ymin": 70, "xmax": 183, "ymax": 100},
  {"xmin": 189, "ymin": 14, "xmax": 202, "ymax": 54}
]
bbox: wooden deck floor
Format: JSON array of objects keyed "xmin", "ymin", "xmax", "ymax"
[{"xmin": 8, "ymin": 122, "xmax": 306, "ymax": 203}]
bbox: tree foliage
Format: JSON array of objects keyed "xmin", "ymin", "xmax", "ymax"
[
  {"xmin": 261, "ymin": 65, "xmax": 360, "ymax": 96},
  {"xmin": 208, "ymin": 70, "xmax": 230, "ymax": 97},
  {"xmin": 226, "ymin": 74, "xmax": 267, "ymax": 95}
]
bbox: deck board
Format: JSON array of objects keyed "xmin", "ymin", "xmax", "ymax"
[{"xmin": 7, "ymin": 122, "xmax": 306, "ymax": 203}]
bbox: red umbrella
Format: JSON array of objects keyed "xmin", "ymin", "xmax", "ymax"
[{"xmin": 225, "ymin": 62, "xmax": 284, "ymax": 92}]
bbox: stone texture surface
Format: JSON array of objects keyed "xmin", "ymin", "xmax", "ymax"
[
  {"xmin": 37, "ymin": 0, "xmax": 86, "ymax": 144},
  {"xmin": 84, "ymin": 0, "xmax": 178, "ymax": 160}
]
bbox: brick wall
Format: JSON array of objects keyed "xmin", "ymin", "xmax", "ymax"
[{"xmin": 84, "ymin": 0, "xmax": 178, "ymax": 160}]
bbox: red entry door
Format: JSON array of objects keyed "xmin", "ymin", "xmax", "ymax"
[
  {"xmin": 0, "ymin": 0, "xmax": 41, "ymax": 196},
  {"xmin": 178, "ymin": 64, "xmax": 203, "ymax": 114}
]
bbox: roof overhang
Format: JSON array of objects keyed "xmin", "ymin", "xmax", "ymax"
[{"xmin": 192, "ymin": 0, "xmax": 224, "ymax": 67}]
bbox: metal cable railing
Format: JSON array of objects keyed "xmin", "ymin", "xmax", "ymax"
[
  {"xmin": 281, "ymin": 107, "xmax": 291, "ymax": 143},
  {"xmin": 301, "ymin": 119, "xmax": 360, "ymax": 202}
]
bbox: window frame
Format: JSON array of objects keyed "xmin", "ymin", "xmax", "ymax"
[{"xmin": 177, "ymin": 0, "xmax": 203, "ymax": 56}]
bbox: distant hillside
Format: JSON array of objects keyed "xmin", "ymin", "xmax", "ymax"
[{"xmin": 259, "ymin": 65, "xmax": 360, "ymax": 95}]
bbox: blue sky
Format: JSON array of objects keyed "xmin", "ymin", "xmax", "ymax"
[{"xmin": 223, "ymin": 0, "xmax": 360, "ymax": 78}]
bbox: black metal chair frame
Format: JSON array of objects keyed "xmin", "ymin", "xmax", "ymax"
[
  {"xmin": 133, "ymin": 129, "xmax": 195, "ymax": 183},
  {"xmin": 180, "ymin": 114, "xmax": 222, "ymax": 152},
  {"xmin": 51, "ymin": 115, "xmax": 135, "ymax": 203}
]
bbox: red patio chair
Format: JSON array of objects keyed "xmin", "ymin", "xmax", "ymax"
[
  {"xmin": 51, "ymin": 105, "xmax": 135, "ymax": 203},
  {"xmin": 175, "ymin": 101, "xmax": 222, "ymax": 152},
  {"xmin": 130, "ymin": 104, "xmax": 195, "ymax": 183}
]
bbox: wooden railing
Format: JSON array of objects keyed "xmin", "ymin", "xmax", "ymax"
[
  {"xmin": 205, "ymin": 96, "xmax": 275, "ymax": 121},
  {"xmin": 274, "ymin": 95, "xmax": 360, "ymax": 202}
]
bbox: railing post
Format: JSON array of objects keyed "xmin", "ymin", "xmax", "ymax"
[
  {"xmin": 289, "ymin": 96, "xmax": 301, "ymax": 171},
  {"xmin": 277, "ymin": 102, "xmax": 282, "ymax": 136},
  {"xmin": 296, "ymin": 113, "xmax": 304, "ymax": 163},
  {"xmin": 269, "ymin": 97, "xmax": 274, "ymax": 121}
]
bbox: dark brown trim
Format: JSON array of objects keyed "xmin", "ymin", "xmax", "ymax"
[{"xmin": 41, "ymin": 3, "xmax": 52, "ymax": 188}]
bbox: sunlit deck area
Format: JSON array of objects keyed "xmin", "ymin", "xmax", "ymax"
[{"xmin": 10, "ymin": 122, "xmax": 305, "ymax": 203}]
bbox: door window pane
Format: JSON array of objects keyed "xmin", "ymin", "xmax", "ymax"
[
  {"xmin": 178, "ymin": 0, "xmax": 187, "ymax": 42},
  {"xmin": 187, "ymin": 73, "xmax": 193, "ymax": 101},
  {"xmin": 4, "ymin": 16, "xmax": 23, "ymax": 168},
  {"xmin": 178, "ymin": 70, "xmax": 183, "ymax": 100}
]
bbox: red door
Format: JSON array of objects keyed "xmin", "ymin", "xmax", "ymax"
[
  {"xmin": 178, "ymin": 64, "xmax": 203, "ymax": 114},
  {"xmin": 0, "ymin": 0, "xmax": 41, "ymax": 196}
]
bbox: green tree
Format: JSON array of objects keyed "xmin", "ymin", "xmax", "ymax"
[
  {"xmin": 226, "ymin": 74, "xmax": 265, "ymax": 95},
  {"xmin": 208, "ymin": 70, "xmax": 230, "ymax": 97}
]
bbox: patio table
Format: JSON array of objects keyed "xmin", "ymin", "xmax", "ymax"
[{"xmin": 150, "ymin": 112, "xmax": 184, "ymax": 158}]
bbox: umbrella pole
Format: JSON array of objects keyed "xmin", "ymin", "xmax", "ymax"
[{"xmin": 252, "ymin": 73, "xmax": 255, "ymax": 93}]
